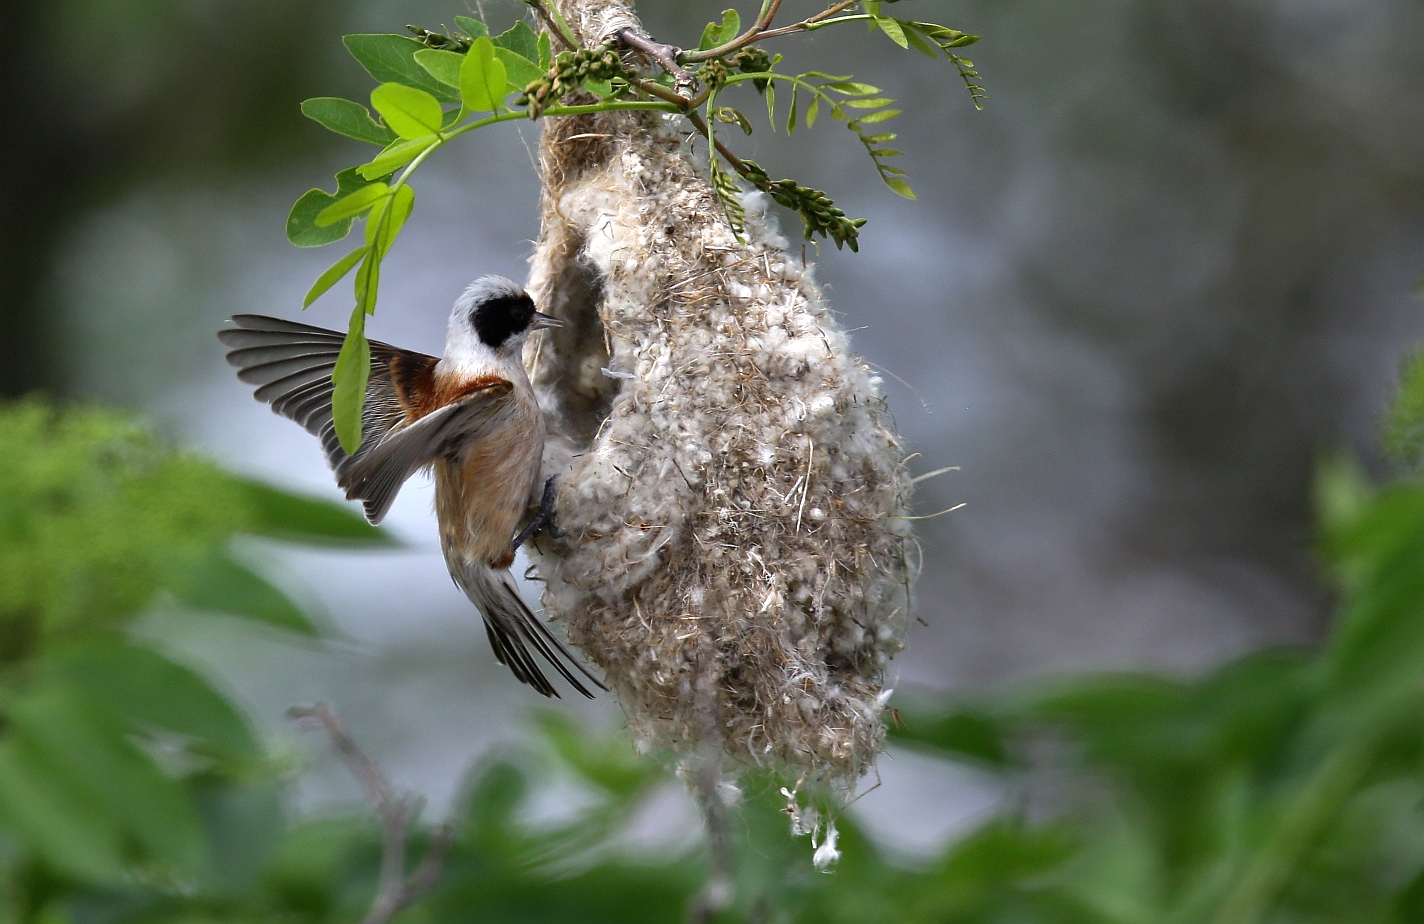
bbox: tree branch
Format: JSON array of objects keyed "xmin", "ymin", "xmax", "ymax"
[
  {"xmin": 288, "ymin": 703, "xmax": 454, "ymax": 924},
  {"xmin": 615, "ymin": 27, "xmax": 696, "ymax": 91},
  {"xmin": 523, "ymin": 0, "xmax": 579, "ymax": 51}
]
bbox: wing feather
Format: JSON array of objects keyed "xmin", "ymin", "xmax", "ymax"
[
  {"xmin": 219, "ymin": 314, "xmax": 441, "ymax": 522},
  {"xmin": 336, "ymin": 384, "xmax": 513, "ymax": 523}
]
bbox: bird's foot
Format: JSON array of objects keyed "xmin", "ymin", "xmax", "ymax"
[{"xmin": 511, "ymin": 475, "xmax": 562, "ymax": 552}]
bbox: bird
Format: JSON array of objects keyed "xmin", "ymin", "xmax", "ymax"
[{"xmin": 217, "ymin": 276, "xmax": 603, "ymax": 698}]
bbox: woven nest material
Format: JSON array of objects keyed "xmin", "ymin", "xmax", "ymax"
[{"xmin": 523, "ymin": 1, "xmax": 916, "ymax": 785}]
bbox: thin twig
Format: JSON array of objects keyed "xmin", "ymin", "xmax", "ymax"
[
  {"xmin": 683, "ymin": 0, "xmax": 862, "ymax": 63},
  {"xmin": 287, "ymin": 703, "xmax": 455, "ymax": 924},
  {"xmin": 615, "ymin": 27, "xmax": 697, "ymax": 91},
  {"xmin": 523, "ymin": 0, "xmax": 577, "ymax": 51},
  {"xmin": 682, "ymin": 0, "xmax": 787, "ymax": 63}
]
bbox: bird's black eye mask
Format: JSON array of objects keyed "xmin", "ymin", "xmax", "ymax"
[{"xmin": 472, "ymin": 294, "xmax": 536, "ymax": 348}]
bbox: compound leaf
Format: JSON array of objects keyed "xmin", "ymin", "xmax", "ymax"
[
  {"xmin": 370, "ymin": 83, "xmax": 445, "ymax": 139},
  {"xmin": 332, "ymin": 306, "xmax": 371, "ymax": 455},
  {"xmin": 414, "ymin": 48, "xmax": 464, "ymax": 88},
  {"xmin": 230, "ymin": 476, "xmax": 391, "ymax": 545},
  {"xmin": 300, "ymin": 97, "xmax": 396, "ymax": 145},
  {"xmin": 490, "ymin": 20, "xmax": 539, "ymax": 63},
  {"xmin": 286, "ymin": 190, "xmax": 352, "ymax": 247},
  {"xmin": 304, "ymin": 245, "xmax": 367, "ymax": 308},
  {"xmin": 495, "ymin": 46, "xmax": 543, "ymax": 94},
  {"xmin": 460, "ymin": 36, "xmax": 507, "ymax": 113},
  {"xmin": 315, "ymin": 181, "xmax": 390, "ymax": 227},
  {"xmin": 44, "ymin": 640, "xmax": 259, "ymax": 761},
  {"xmin": 877, "ymin": 16, "xmax": 910, "ymax": 48},
  {"xmin": 884, "ymin": 176, "xmax": 916, "ymax": 199},
  {"xmin": 166, "ymin": 548, "xmax": 319, "ymax": 637},
  {"xmin": 343, "ymin": 34, "xmax": 459, "ymax": 104},
  {"xmin": 453, "ymin": 16, "xmax": 487, "ymax": 39},
  {"xmin": 358, "ymin": 136, "xmax": 437, "ymax": 180}
]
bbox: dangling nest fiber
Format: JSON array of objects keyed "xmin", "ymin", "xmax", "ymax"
[{"xmin": 523, "ymin": 0, "xmax": 916, "ymax": 785}]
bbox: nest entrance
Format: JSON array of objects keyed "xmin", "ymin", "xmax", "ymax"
[{"xmin": 529, "ymin": 240, "xmax": 619, "ymax": 457}]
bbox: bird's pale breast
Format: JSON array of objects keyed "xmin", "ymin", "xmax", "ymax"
[{"xmin": 432, "ymin": 380, "xmax": 544, "ymax": 569}]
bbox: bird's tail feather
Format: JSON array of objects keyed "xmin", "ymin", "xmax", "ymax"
[{"xmin": 461, "ymin": 565, "xmax": 604, "ymax": 699}]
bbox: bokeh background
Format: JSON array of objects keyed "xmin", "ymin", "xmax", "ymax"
[{"xmin": 6, "ymin": 0, "xmax": 1424, "ymax": 889}]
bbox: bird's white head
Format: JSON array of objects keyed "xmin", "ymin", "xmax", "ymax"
[{"xmin": 444, "ymin": 276, "xmax": 561, "ymax": 371}]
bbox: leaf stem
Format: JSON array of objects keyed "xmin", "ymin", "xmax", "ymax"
[
  {"xmin": 1208, "ymin": 710, "xmax": 1398, "ymax": 924},
  {"xmin": 755, "ymin": 12, "xmax": 870, "ymax": 41},
  {"xmin": 683, "ymin": 0, "xmax": 858, "ymax": 63},
  {"xmin": 523, "ymin": 0, "xmax": 578, "ymax": 51}
]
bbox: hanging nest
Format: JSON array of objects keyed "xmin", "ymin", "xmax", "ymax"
[{"xmin": 522, "ymin": 1, "xmax": 917, "ymax": 786}]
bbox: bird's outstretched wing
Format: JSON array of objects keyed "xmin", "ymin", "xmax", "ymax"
[{"xmin": 219, "ymin": 314, "xmax": 510, "ymax": 523}]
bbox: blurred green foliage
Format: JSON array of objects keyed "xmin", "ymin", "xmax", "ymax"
[
  {"xmin": 0, "ymin": 400, "xmax": 386, "ymax": 919},
  {"xmin": 10, "ymin": 400, "xmax": 1424, "ymax": 924}
]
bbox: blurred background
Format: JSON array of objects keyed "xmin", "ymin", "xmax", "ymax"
[{"xmin": 5, "ymin": 0, "xmax": 1424, "ymax": 920}]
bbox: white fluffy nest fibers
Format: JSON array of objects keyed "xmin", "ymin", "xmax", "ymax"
[{"xmin": 521, "ymin": 0, "xmax": 917, "ymax": 785}]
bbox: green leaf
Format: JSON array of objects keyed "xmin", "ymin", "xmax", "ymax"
[
  {"xmin": 367, "ymin": 184, "xmax": 414, "ymax": 259},
  {"xmin": 845, "ymin": 97, "xmax": 895, "ymax": 108},
  {"xmin": 165, "ymin": 547, "xmax": 320, "ymax": 636},
  {"xmin": 304, "ymin": 245, "xmax": 367, "ymax": 308},
  {"xmin": 698, "ymin": 9, "xmax": 741, "ymax": 50},
  {"xmin": 883, "ymin": 175, "xmax": 916, "ymax": 199},
  {"xmin": 44, "ymin": 640, "xmax": 259, "ymax": 761},
  {"xmin": 491, "ymin": 20, "xmax": 539, "ymax": 64},
  {"xmin": 534, "ymin": 712, "xmax": 664, "ymax": 797},
  {"xmin": 806, "ymin": 95, "xmax": 820, "ymax": 128},
  {"xmin": 863, "ymin": 132, "xmax": 897, "ymax": 143},
  {"xmin": 460, "ymin": 36, "xmax": 507, "ymax": 113},
  {"xmin": 358, "ymin": 135, "xmax": 437, "ymax": 180},
  {"xmin": 854, "ymin": 108, "xmax": 902, "ymax": 124},
  {"xmin": 300, "ymin": 98, "xmax": 396, "ymax": 145},
  {"xmin": 9, "ymin": 686, "xmax": 206, "ymax": 880},
  {"xmin": 913, "ymin": 21, "xmax": 979, "ymax": 48},
  {"xmin": 332, "ymin": 309, "xmax": 371, "ymax": 455},
  {"xmin": 315, "ymin": 181, "xmax": 390, "ymax": 227},
  {"xmin": 342, "ymin": 34, "xmax": 459, "ymax": 104},
  {"xmin": 192, "ymin": 777, "xmax": 286, "ymax": 895},
  {"xmin": 786, "ymin": 85, "xmax": 798, "ymax": 135},
  {"xmin": 413, "ymin": 48, "xmax": 464, "ymax": 88},
  {"xmin": 1385, "ymin": 344, "xmax": 1424, "ymax": 466},
  {"xmin": 888, "ymin": 704, "xmax": 1017, "ymax": 768},
  {"xmin": 877, "ymin": 16, "xmax": 910, "ymax": 48},
  {"xmin": 902, "ymin": 22, "xmax": 940, "ymax": 58},
  {"xmin": 538, "ymin": 32, "xmax": 552, "ymax": 69},
  {"xmin": 286, "ymin": 190, "xmax": 352, "ymax": 247},
  {"xmin": 765, "ymin": 81, "xmax": 776, "ymax": 128},
  {"xmin": 335, "ymin": 165, "xmax": 382, "ymax": 196},
  {"xmin": 453, "ymin": 16, "xmax": 487, "ymax": 39},
  {"xmin": 495, "ymin": 46, "xmax": 544, "ymax": 94},
  {"xmin": 370, "ymin": 83, "xmax": 445, "ymax": 140},
  {"xmin": 0, "ymin": 736, "xmax": 128, "ymax": 885},
  {"xmin": 826, "ymin": 81, "xmax": 880, "ymax": 96},
  {"xmin": 230, "ymin": 476, "xmax": 392, "ymax": 545},
  {"xmin": 355, "ymin": 243, "xmax": 380, "ymax": 316}
]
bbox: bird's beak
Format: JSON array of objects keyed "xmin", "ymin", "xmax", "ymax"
[{"xmin": 531, "ymin": 311, "xmax": 564, "ymax": 331}]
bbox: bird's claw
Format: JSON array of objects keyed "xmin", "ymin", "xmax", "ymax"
[{"xmin": 511, "ymin": 475, "xmax": 563, "ymax": 552}]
